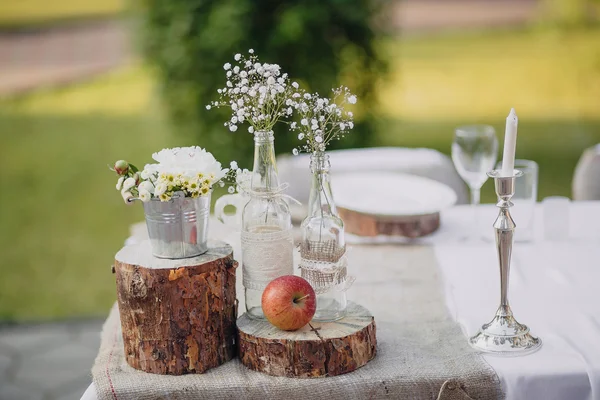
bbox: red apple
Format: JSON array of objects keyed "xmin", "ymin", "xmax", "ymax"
[{"xmin": 261, "ymin": 275, "xmax": 316, "ymax": 331}]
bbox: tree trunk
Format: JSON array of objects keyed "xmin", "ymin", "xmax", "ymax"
[
  {"xmin": 114, "ymin": 240, "xmax": 237, "ymax": 375},
  {"xmin": 237, "ymin": 302, "xmax": 376, "ymax": 378}
]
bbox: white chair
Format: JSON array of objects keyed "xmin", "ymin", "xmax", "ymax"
[
  {"xmin": 277, "ymin": 147, "xmax": 469, "ymax": 205},
  {"xmin": 573, "ymin": 144, "xmax": 600, "ymax": 200}
]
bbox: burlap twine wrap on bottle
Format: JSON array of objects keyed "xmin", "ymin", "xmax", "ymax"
[{"xmin": 299, "ymin": 240, "xmax": 355, "ymax": 294}]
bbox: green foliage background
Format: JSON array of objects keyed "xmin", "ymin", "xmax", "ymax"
[{"xmin": 139, "ymin": 0, "xmax": 388, "ymax": 167}]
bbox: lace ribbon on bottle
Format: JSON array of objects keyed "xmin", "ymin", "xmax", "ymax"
[{"xmin": 241, "ymin": 223, "xmax": 295, "ymax": 290}]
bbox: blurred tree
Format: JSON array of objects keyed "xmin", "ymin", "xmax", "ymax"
[{"xmin": 139, "ymin": 0, "xmax": 388, "ymax": 167}]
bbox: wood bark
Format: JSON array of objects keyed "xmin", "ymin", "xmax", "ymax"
[
  {"xmin": 338, "ymin": 206, "xmax": 440, "ymax": 238},
  {"xmin": 114, "ymin": 240, "xmax": 237, "ymax": 375},
  {"xmin": 237, "ymin": 302, "xmax": 376, "ymax": 378}
]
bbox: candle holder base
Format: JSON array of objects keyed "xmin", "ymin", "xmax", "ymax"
[{"xmin": 469, "ymin": 305, "xmax": 542, "ymax": 356}]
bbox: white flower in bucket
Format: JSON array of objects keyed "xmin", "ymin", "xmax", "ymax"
[
  {"xmin": 108, "ymin": 149, "xmax": 239, "ymax": 259},
  {"xmin": 116, "ymin": 176, "xmax": 125, "ymax": 190},
  {"xmin": 122, "ymin": 177, "xmax": 137, "ymax": 192},
  {"xmin": 109, "ymin": 147, "xmax": 238, "ymax": 204},
  {"xmin": 138, "ymin": 189, "xmax": 151, "ymax": 203}
]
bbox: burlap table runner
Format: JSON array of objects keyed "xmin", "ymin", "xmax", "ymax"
[{"xmin": 92, "ymin": 245, "xmax": 503, "ymax": 400}]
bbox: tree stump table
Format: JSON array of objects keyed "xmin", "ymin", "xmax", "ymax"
[
  {"xmin": 113, "ymin": 240, "xmax": 237, "ymax": 375},
  {"xmin": 237, "ymin": 302, "xmax": 376, "ymax": 378}
]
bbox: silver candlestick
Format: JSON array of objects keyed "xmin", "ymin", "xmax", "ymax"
[{"xmin": 469, "ymin": 170, "xmax": 542, "ymax": 356}]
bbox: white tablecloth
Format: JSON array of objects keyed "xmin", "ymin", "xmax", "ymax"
[
  {"xmin": 83, "ymin": 202, "xmax": 600, "ymax": 400},
  {"xmin": 433, "ymin": 202, "xmax": 600, "ymax": 400}
]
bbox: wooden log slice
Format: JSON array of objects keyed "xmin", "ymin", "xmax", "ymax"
[
  {"xmin": 114, "ymin": 240, "xmax": 237, "ymax": 375},
  {"xmin": 338, "ymin": 206, "xmax": 440, "ymax": 238},
  {"xmin": 237, "ymin": 302, "xmax": 376, "ymax": 378}
]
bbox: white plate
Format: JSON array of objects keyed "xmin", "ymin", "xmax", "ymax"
[{"xmin": 331, "ymin": 172, "xmax": 458, "ymax": 217}]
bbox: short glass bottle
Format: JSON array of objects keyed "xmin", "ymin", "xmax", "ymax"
[
  {"xmin": 300, "ymin": 152, "xmax": 349, "ymax": 322},
  {"xmin": 241, "ymin": 131, "xmax": 295, "ymax": 319}
]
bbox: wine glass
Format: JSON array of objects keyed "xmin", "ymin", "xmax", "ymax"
[{"xmin": 452, "ymin": 125, "xmax": 498, "ymax": 239}]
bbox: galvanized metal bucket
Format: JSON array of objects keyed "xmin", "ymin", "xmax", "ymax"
[{"xmin": 142, "ymin": 192, "xmax": 210, "ymax": 259}]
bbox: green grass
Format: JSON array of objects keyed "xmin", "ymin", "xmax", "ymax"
[
  {"xmin": 1, "ymin": 27, "xmax": 599, "ymax": 320},
  {"xmin": 0, "ymin": 0, "xmax": 124, "ymax": 27}
]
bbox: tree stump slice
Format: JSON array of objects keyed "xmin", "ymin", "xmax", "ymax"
[
  {"xmin": 237, "ymin": 302, "xmax": 376, "ymax": 378},
  {"xmin": 338, "ymin": 207, "xmax": 440, "ymax": 238},
  {"xmin": 114, "ymin": 240, "xmax": 237, "ymax": 375}
]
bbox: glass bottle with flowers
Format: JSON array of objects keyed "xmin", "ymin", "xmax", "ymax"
[
  {"xmin": 208, "ymin": 50, "xmax": 298, "ymax": 319},
  {"xmin": 290, "ymin": 86, "xmax": 357, "ymax": 321}
]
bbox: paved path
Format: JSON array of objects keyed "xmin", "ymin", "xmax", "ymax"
[
  {"xmin": 0, "ymin": 19, "xmax": 130, "ymax": 96},
  {"xmin": 393, "ymin": 0, "xmax": 538, "ymax": 33},
  {"xmin": 0, "ymin": 1, "xmax": 538, "ymax": 97},
  {"xmin": 0, "ymin": 319, "xmax": 103, "ymax": 400}
]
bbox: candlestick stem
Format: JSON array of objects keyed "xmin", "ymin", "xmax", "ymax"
[{"xmin": 469, "ymin": 169, "xmax": 542, "ymax": 356}]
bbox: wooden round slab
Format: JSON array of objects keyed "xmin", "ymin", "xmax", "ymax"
[
  {"xmin": 339, "ymin": 207, "xmax": 440, "ymax": 238},
  {"xmin": 114, "ymin": 240, "xmax": 238, "ymax": 375},
  {"xmin": 237, "ymin": 302, "xmax": 376, "ymax": 378}
]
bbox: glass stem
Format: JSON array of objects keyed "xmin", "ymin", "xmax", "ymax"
[{"xmin": 471, "ymin": 187, "xmax": 481, "ymax": 238}]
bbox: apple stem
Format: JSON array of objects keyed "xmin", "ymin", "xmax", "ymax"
[{"xmin": 295, "ymin": 294, "xmax": 311, "ymax": 303}]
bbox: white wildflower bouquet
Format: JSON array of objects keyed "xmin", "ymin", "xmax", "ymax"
[
  {"xmin": 111, "ymin": 147, "xmax": 234, "ymax": 203},
  {"xmin": 289, "ymin": 86, "xmax": 356, "ymax": 154},
  {"xmin": 207, "ymin": 49, "xmax": 298, "ymax": 133}
]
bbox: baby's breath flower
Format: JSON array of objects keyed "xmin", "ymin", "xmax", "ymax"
[
  {"xmin": 290, "ymin": 86, "xmax": 356, "ymax": 154},
  {"xmin": 292, "ymin": 148, "xmax": 299, "ymax": 156},
  {"xmin": 248, "ymin": 48, "xmax": 254, "ymax": 54},
  {"xmin": 228, "ymin": 186, "xmax": 236, "ymax": 194},
  {"xmin": 205, "ymin": 105, "xmax": 211, "ymax": 110},
  {"xmin": 207, "ymin": 51, "xmax": 297, "ymax": 134}
]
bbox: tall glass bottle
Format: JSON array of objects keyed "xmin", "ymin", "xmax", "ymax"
[
  {"xmin": 241, "ymin": 131, "xmax": 294, "ymax": 319},
  {"xmin": 300, "ymin": 152, "xmax": 349, "ymax": 322}
]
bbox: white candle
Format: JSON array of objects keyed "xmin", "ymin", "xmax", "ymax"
[{"xmin": 501, "ymin": 108, "xmax": 518, "ymax": 176}]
